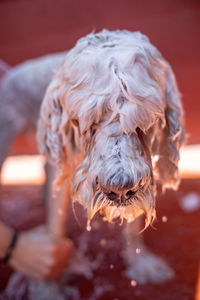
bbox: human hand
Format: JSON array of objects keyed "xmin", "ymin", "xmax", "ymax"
[{"xmin": 9, "ymin": 225, "xmax": 74, "ymax": 280}]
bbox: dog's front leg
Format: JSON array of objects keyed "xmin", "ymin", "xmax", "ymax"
[
  {"xmin": 122, "ymin": 217, "xmax": 174, "ymax": 285},
  {"xmin": 46, "ymin": 164, "xmax": 71, "ymax": 237},
  {"xmin": 20, "ymin": 165, "xmax": 74, "ymax": 300}
]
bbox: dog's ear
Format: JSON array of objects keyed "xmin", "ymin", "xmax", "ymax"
[
  {"xmin": 154, "ymin": 62, "xmax": 186, "ymax": 191},
  {"xmin": 37, "ymin": 80, "xmax": 72, "ymax": 186}
]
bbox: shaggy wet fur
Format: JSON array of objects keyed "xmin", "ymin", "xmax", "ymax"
[
  {"xmin": 0, "ymin": 52, "xmax": 67, "ymax": 171},
  {"xmin": 38, "ymin": 29, "xmax": 185, "ymax": 228}
]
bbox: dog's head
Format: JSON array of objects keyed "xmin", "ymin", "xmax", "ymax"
[{"xmin": 38, "ymin": 30, "xmax": 185, "ymax": 228}]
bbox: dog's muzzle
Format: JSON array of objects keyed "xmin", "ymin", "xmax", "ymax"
[
  {"xmin": 98, "ymin": 173, "xmax": 141, "ymax": 207},
  {"xmin": 104, "ymin": 190, "xmax": 136, "ymax": 206}
]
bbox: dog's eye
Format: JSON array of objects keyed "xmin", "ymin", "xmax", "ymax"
[
  {"xmin": 125, "ymin": 190, "xmax": 135, "ymax": 197},
  {"xmin": 136, "ymin": 127, "xmax": 142, "ymax": 135},
  {"xmin": 106, "ymin": 192, "xmax": 118, "ymax": 200},
  {"xmin": 71, "ymin": 119, "xmax": 79, "ymax": 127}
]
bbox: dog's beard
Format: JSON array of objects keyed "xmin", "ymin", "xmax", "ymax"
[
  {"xmin": 71, "ymin": 126, "xmax": 156, "ymax": 230},
  {"xmin": 88, "ymin": 183, "xmax": 156, "ymax": 230},
  {"xmin": 72, "ymin": 173, "xmax": 156, "ymax": 231}
]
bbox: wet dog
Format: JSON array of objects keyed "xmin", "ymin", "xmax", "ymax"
[
  {"xmin": 37, "ymin": 30, "xmax": 185, "ymax": 284},
  {"xmin": 0, "ymin": 29, "xmax": 185, "ymax": 285}
]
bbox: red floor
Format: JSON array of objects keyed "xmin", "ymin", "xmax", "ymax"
[{"xmin": 0, "ymin": 180, "xmax": 200, "ymax": 300}]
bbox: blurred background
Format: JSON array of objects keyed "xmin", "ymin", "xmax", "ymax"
[{"xmin": 0, "ymin": 0, "xmax": 200, "ymax": 299}]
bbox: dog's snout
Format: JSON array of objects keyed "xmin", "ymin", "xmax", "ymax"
[
  {"xmin": 99, "ymin": 172, "xmax": 141, "ymax": 194},
  {"xmin": 106, "ymin": 189, "xmax": 136, "ymax": 201},
  {"xmin": 98, "ymin": 169, "xmax": 146, "ymax": 205}
]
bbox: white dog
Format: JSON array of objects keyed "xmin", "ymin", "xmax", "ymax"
[
  {"xmin": 0, "ymin": 29, "xmax": 185, "ymax": 286},
  {"xmin": 37, "ymin": 29, "xmax": 185, "ymax": 284}
]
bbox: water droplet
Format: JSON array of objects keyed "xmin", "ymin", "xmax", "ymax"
[
  {"xmin": 130, "ymin": 280, "xmax": 137, "ymax": 287},
  {"xmin": 180, "ymin": 193, "xmax": 200, "ymax": 212},
  {"xmin": 86, "ymin": 223, "xmax": 91, "ymax": 231},
  {"xmin": 136, "ymin": 248, "xmax": 141, "ymax": 254},
  {"xmin": 110, "ymin": 264, "xmax": 114, "ymax": 269},
  {"xmin": 162, "ymin": 216, "xmax": 168, "ymax": 222}
]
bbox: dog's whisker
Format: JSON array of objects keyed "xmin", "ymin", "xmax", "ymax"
[
  {"xmin": 87, "ymin": 194, "xmax": 110, "ymax": 227},
  {"xmin": 91, "ymin": 192, "xmax": 101, "ymax": 209}
]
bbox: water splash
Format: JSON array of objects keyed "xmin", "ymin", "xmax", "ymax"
[
  {"xmin": 136, "ymin": 248, "xmax": 141, "ymax": 254},
  {"xmin": 87, "ymin": 221, "xmax": 92, "ymax": 231}
]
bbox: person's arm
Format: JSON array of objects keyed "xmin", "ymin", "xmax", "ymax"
[
  {"xmin": 0, "ymin": 220, "xmax": 73, "ymax": 280},
  {"xmin": 10, "ymin": 225, "xmax": 73, "ymax": 280}
]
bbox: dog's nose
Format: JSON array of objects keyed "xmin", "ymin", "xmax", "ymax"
[
  {"xmin": 99, "ymin": 173, "xmax": 139, "ymax": 202},
  {"xmin": 106, "ymin": 189, "xmax": 136, "ymax": 201}
]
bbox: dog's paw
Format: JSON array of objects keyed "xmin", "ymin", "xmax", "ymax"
[
  {"xmin": 66, "ymin": 250, "xmax": 103, "ymax": 279},
  {"xmin": 124, "ymin": 250, "xmax": 175, "ymax": 285}
]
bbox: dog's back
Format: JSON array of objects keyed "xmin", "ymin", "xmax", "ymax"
[{"xmin": 0, "ymin": 51, "xmax": 67, "ymax": 169}]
